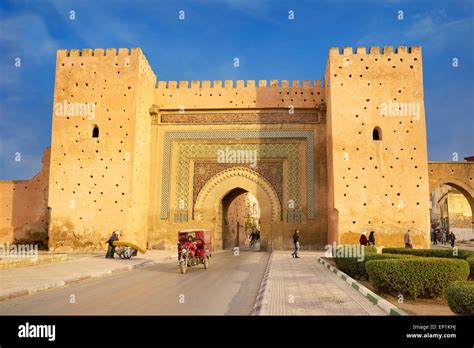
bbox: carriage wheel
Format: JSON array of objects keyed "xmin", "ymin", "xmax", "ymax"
[{"xmin": 203, "ymin": 256, "xmax": 209, "ymax": 269}]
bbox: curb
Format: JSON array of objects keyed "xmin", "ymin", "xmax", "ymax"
[
  {"xmin": 250, "ymin": 252, "xmax": 273, "ymax": 315},
  {"xmin": 317, "ymin": 257, "xmax": 408, "ymax": 316},
  {"xmin": 0, "ymin": 258, "xmax": 167, "ymax": 302}
]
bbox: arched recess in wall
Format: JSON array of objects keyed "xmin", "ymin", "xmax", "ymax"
[
  {"xmin": 372, "ymin": 127, "xmax": 382, "ymax": 141},
  {"xmin": 92, "ymin": 125, "xmax": 99, "ymax": 138}
]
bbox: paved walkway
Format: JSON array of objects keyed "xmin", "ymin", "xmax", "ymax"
[
  {"xmin": 432, "ymin": 241, "xmax": 474, "ymax": 251},
  {"xmin": 0, "ymin": 250, "xmax": 176, "ymax": 301},
  {"xmin": 260, "ymin": 251, "xmax": 385, "ymax": 315}
]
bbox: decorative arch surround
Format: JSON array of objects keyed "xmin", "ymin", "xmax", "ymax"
[
  {"xmin": 194, "ymin": 167, "xmax": 282, "ymax": 223},
  {"xmin": 159, "ymin": 130, "xmax": 315, "ymax": 220}
]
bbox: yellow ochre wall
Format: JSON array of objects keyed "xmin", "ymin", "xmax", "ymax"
[
  {"xmin": 47, "ymin": 48, "xmax": 156, "ymax": 252},
  {"xmin": 325, "ymin": 46, "xmax": 430, "ymax": 248},
  {"xmin": 0, "ymin": 46, "xmax": 443, "ymax": 251}
]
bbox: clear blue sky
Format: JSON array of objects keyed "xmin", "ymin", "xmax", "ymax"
[{"xmin": 0, "ymin": 0, "xmax": 473, "ymax": 179}]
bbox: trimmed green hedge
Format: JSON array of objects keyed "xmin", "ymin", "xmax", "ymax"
[
  {"xmin": 445, "ymin": 281, "xmax": 474, "ymax": 315},
  {"xmin": 334, "ymin": 253, "xmax": 415, "ymax": 280},
  {"xmin": 467, "ymin": 257, "xmax": 474, "ymax": 279},
  {"xmin": 365, "ymin": 258, "xmax": 470, "ymax": 299},
  {"xmin": 364, "ymin": 245, "xmax": 378, "ymax": 254},
  {"xmin": 382, "ymin": 247, "xmax": 474, "ymax": 259},
  {"xmin": 331, "ymin": 245, "xmax": 377, "ymax": 257},
  {"xmin": 382, "ymin": 248, "xmax": 474, "ymax": 278}
]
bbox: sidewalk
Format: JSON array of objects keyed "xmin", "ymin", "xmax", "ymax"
[
  {"xmin": 253, "ymin": 251, "xmax": 385, "ymax": 315},
  {"xmin": 0, "ymin": 250, "xmax": 176, "ymax": 302},
  {"xmin": 432, "ymin": 240, "xmax": 474, "ymax": 251}
]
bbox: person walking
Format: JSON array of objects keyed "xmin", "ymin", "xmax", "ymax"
[
  {"xmin": 291, "ymin": 229, "xmax": 300, "ymax": 258},
  {"xmin": 449, "ymin": 231, "xmax": 456, "ymax": 248},
  {"xmin": 404, "ymin": 230, "xmax": 412, "ymax": 248},
  {"xmin": 368, "ymin": 231, "xmax": 376, "ymax": 246},
  {"xmin": 105, "ymin": 231, "xmax": 119, "ymax": 258},
  {"xmin": 359, "ymin": 233, "xmax": 368, "ymax": 246},
  {"xmin": 249, "ymin": 231, "xmax": 257, "ymax": 247}
]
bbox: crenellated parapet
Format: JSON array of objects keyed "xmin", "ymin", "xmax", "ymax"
[
  {"xmin": 329, "ymin": 46, "xmax": 421, "ymax": 56},
  {"xmin": 156, "ymin": 79, "xmax": 323, "ymax": 89},
  {"xmin": 56, "ymin": 47, "xmax": 143, "ymax": 57},
  {"xmin": 56, "ymin": 48, "xmax": 156, "ymax": 81},
  {"xmin": 154, "ymin": 79, "xmax": 325, "ymax": 110},
  {"xmin": 326, "ymin": 45, "xmax": 423, "ymax": 79}
]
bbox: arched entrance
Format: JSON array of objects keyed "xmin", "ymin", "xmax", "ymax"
[
  {"xmin": 431, "ymin": 180, "xmax": 474, "ymax": 215},
  {"xmin": 429, "ymin": 180, "xmax": 474, "ymax": 241},
  {"xmin": 221, "ymin": 189, "xmax": 260, "ymax": 249},
  {"xmin": 428, "ymin": 162, "xmax": 474, "ymax": 242},
  {"xmin": 194, "ymin": 167, "xmax": 282, "ymax": 250}
]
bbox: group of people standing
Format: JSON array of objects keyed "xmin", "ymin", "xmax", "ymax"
[
  {"xmin": 361, "ymin": 230, "xmax": 414, "ymax": 249},
  {"xmin": 358, "ymin": 228, "xmax": 457, "ymax": 249},
  {"xmin": 359, "ymin": 231, "xmax": 376, "ymax": 246},
  {"xmin": 431, "ymin": 226, "xmax": 456, "ymax": 247}
]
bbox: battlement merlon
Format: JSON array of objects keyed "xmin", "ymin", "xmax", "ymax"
[{"xmin": 156, "ymin": 79, "xmax": 324, "ymax": 89}]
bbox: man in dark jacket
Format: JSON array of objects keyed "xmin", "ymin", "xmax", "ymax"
[
  {"xmin": 105, "ymin": 231, "xmax": 119, "ymax": 258},
  {"xmin": 449, "ymin": 231, "xmax": 456, "ymax": 248},
  {"xmin": 291, "ymin": 229, "xmax": 300, "ymax": 258}
]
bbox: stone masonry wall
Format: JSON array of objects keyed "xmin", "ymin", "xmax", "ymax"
[
  {"xmin": 47, "ymin": 48, "xmax": 156, "ymax": 252},
  {"xmin": 325, "ymin": 46, "xmax": 430, "ymax": 248},
  {"xmin": 0, "ymin": 148, "xmax": 50, "ymax": 246}
]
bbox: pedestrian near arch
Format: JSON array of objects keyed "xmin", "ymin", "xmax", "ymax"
[{"xmin": 291, "ymin": 229, "xmax": 300, "ymax": 258}]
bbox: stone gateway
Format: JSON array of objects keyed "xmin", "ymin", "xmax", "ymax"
[{"xmin": 2, "ymin": 46, "xmax": 452, "ymax": 252}]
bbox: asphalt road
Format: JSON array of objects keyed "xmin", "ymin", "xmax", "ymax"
[{"xmin": 0, "ymin": 249, "xmax": 269, "ymax": 315}]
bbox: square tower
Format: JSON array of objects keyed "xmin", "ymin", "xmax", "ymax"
[
  {"xmin": 48, "ymin": 48, "xmax": 156, "ymax": 251},
  {"xmin": 325, "ymin": 46, "xmax": 430, "ymax": 248}
]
